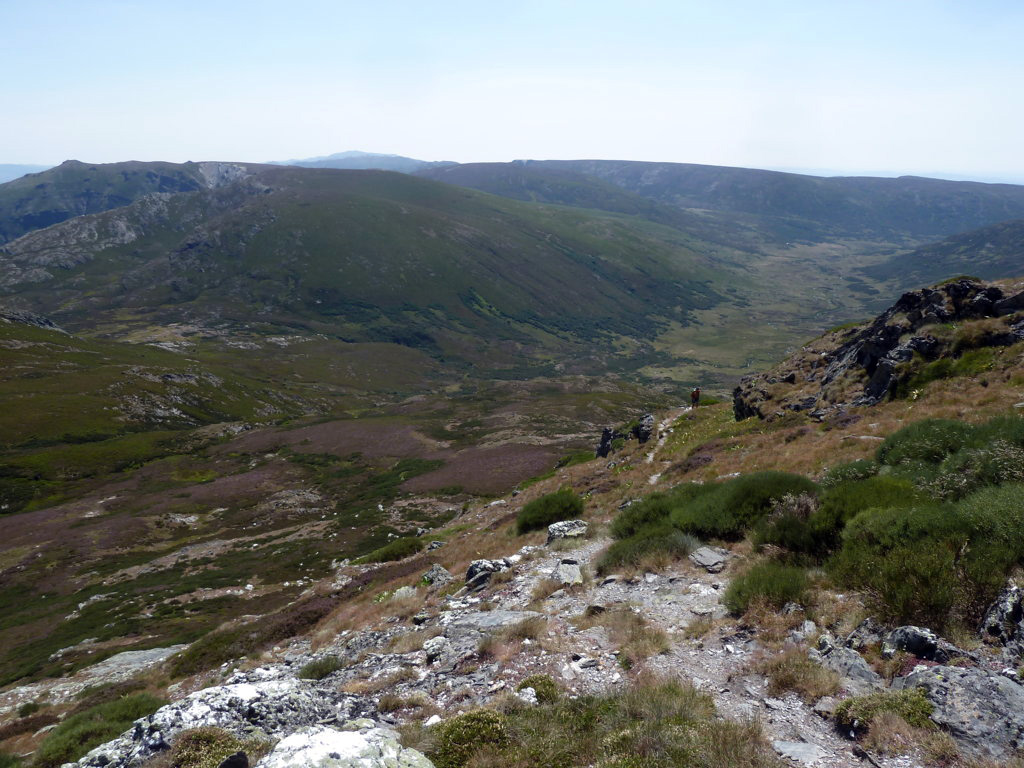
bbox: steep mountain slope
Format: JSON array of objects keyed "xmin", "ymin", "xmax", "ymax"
[
  {"xmin": 864, "ymin": 217, "xmax": 1024, "ymax": 287},
  {"xmin": 0, "ymin": 164, "xmax": 735, "ymax": 375},
  {"xmin": 0, "ymin": 160, "xmax": 252, "ymax": 244}
]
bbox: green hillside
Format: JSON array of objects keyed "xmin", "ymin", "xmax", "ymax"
[{"xmin": 863, "ymin": 217, "xmax": 1024, "ymax": 287}]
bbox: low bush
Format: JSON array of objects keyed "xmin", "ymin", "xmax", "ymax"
[
  {"xmin": 516, "ymin": 674, "xmax": 560, "ymax": 704},
  {"xmin": 16, "ymin": 701, "xmax": 40, "ymax": 718},
  {"xmin": 429, "ymin": 710, "xmax": 510, "ymax": 768},
  {"xmin": 671, "ymin": 472, "xmax": 818, "ymax": 540},
  {"xmin": 170, "ymin": 727, "xmax": 272, "ymax": 768},
  {"xmin": 926, "ymin": 440, "xmax": 1024, "ymax": 500},
  {"xmin": 33, "ymin": 693, "xmax": 167, "ymax": 768},
  {"xmin": 723, "ymin": 561, "xmax": 808, "ymax": 615},
  {"xmin": 753, "ymin": 492, "xmax": 820, "ymax": 557},
  {"xmin": 597, "ymin": 524, "xmax": 699, "ymax": 574},
  {"xmin": 516, "ymin": 489, "xmax": 584, "ymax": 534},
  {"xmin": 298, "ymin": 655, "xmax": 345, "ymax": 680},
  {"xmin": 608, "ymin": 484, "xmax": 712, "ymax": 540},
  {"xmin": 819, "ymin": 459, "xmax": 879, "ymax": 488},
  {"xmin": 0, "ymin": 753, "xmax": 20, "ymax": 768},
  {"xmin": 362, "ymin": 536, "xmax": 425, "ymax": 563},
  {"xmin": 876, "ymin": 419, "xmax": 973, "ymax": 466},
  {"xmin": 835, "ymin": 689, "xmax": 934, "ymax": 733}
]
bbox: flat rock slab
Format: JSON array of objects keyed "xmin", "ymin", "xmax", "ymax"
[
  {"xmin": 772, "ymin": 740, "xmax": 827, "ymax": 766},
  {"xmin": 689, "ymin": 546, "xmax": 729, "ymax": 573},
  {"xmin": 254, "ymin": 723, "xmax": 434, "ymax": 768},
  {"xmin": 441, "ymin": 610, "xmax": 542, "ymax": 637}
]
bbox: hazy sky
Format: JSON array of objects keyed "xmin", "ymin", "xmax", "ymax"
[{"xmin": 2, "ymin": 1, "xmax": 1023, "ymax": 181}]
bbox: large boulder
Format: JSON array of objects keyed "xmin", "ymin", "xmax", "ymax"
[
  {"xmin": 547, "ymin": 520, "xmax": 588, "ymax": 545},
  {"xmin": 811, "ymin": 646, "xmax": 882, "ymax": 696},
  {"xmin": 632, "ymin": 414, "xmax": 656, "ymax": 444},
  {"xmin": 464, "ymin": 559, "xmax": 512, "ymax": 591},
  {"xmin": 688, "ymin": 546, "xmax": 729, "ymax": 573},
  {"xmin": 421, "ymin": 564, "xmax": 453, "ymax": 587},
  {"xmin": 552, "ymin": 559, "xmax": 583, "ymax": 585},
  {"xmin": 895, "ymin": 665, "xmax": 1024, "ymax": 760},
  {"xmin": 254, "ymin": 722, "xmax": 433, "ymax": 768},
  {"xmin": 882, "ymin": 626, "xmax": 974, "ymax": 664},
  {"xmin": 69, "ymin": 679, "xmax": 364, "ymax": 768}
]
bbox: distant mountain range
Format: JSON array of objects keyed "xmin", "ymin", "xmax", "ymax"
[
  {"xmin": 3, "ymin": 155, "xmax": 1024, "ymax": 387},
  {"xmin": 270, "ymin": 150, "xmax": 455, "ymax": 174}
]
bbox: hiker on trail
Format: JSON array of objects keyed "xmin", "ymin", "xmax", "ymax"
[{"xmin": 690, "ymin": 387, "xmax": 701, "ymax": 407}]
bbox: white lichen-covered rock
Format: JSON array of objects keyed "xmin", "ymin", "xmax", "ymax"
[
  {"xmin": 546, "ymin": 520, "xmax": 588, "ymax": 544},
  {"xmin": 254, "ymin": 723, "xmax": 434, "ymax": 768},
  {"xmin": 69, "ymin": 679, "xmax": 359, "ymax": 768},
  {"xmin": 552, "ymin": 559, "xmax": 583, "ymax": 585}
]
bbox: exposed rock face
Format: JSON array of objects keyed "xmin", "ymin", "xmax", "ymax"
[
  {"xmin": 632, "ymin": 414, "xmax": 656, "ymax": 444},
  {"xmin": 464, "ymin": 558, "xmax": 513, "ymax": 591},
  {"xmin": 0, "ymin": 307, "xmax": 65, "ymax": 331},
  {"xmin": 68, "ymin": 678, "xmax": 368, "ymax": 768},
  {"xmin": 733, "ymin": 278, "xmax": 1024, "ymax": 420},
  {"xmin": 254, "ymin": 722, "xmax": 434, "ymax": 768},
  {"xmin": 596, "ymin": 427, "xmax": 626, "ymax": 458},
  {"xmin": 980, "ymin": 582, "xmax": 1024, "ymax": 659},
  {"xmin": 895, "ymin": 665, "xmax": 1024, "ymax": 760},
  {"xmin": 546, "ymin": 520, "xmax": 588, "ymax": 544}
]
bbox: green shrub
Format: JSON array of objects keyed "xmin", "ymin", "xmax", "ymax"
[
  {"xmin": 671, "ymin": 472, "xmax": 818, "ymax": 540},
  {"xmin": 361, "ymin": 537, "xmax": 425, "ymax": 563},
  {"xmin": 926, "ymin": 440, "xmax": 1024, "ymax": 499},
  {"xmin": 429, "ymin": 710, "xmax": 510, "ymax": 768},
  {"xmin": 33, "ymin": 693, "xmax": 166, "ymax": 768},
  {"xmin": 16, "ymin": 701, "xmax": 41, "ymax": 718},
  {"xmin": 298, "ymin": 655, "xmax": 345, "ymax": 680},
  {"xmin": 722, "ymin": 561, "xmax": 808, "ymax": 615},
  {"xmin": 971, "ymin": 415, "xmax": 1024, "ymax": 449},
  {"xmin": 555, "ymin": 452, "xmax": 593, "ymax": 469},
  {"xmin": 516, "ymin": 489, "xmax": 584, "ymax": 535},
  {"xmin": 819, "ymin": 459, "xmax": 879, "ymax": 488},
  {"xmin": 0, "ymin": 753, "xmax": 20, "ymax": 768},
  {"xmin": 835, "ymin": 689, "xmax": 934, "ymax": 732},
  {"xmin": 877, "ymin": 419, "xmax": 973, "ymax": 466},
  {"xmin": 609, "ymin": 484, "xmax": 712, "ymax": 540},
  {"xmin": 799, "ymin": 476, "xmax": 920, "ymax": 555},
  {"xmin": 829, "ymin": 504, "xmax": 971, "ymax": 627},
  {"xmin": 170, "ymin": 727, "xmax": 272, "ymax": 768},
  {"xmin": 597, "ymin": 524, "xmax": 699, "ymax": 574},
  {"xmin": 516, "ymin": 674, "xmax": 560, "ymax": 704}
]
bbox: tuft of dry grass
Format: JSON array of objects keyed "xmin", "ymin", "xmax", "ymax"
[
  {"xmin": 478, "ymin": 616, "xmax": 549, "ymax": 661},
  {"xmin": 340, "ymin": 666, "xmax": 418, "ymax": 695},
  {"xmin": 388, "ymin": 626, "xmax": 442, "ymax": 654},
  {"xmin": 530, "ymin": 577, "xmax": 563, "ymax": 602},
  {"xmin": 578, "ymin": 607, "xmax": 670, "ymax": 668},
  {"xmin": 378, "ymin": 691, "xmax": 439, "ymax": 716},
  {"xmin": 740, "ymin": 597, "xmax": 808, "ymax": 648},
  {"xmin": 752, "ymin": 647, "xmax": 840, "ymax": 702},
  {"xmin": 681, "ymin": 615, "xmax": 716, "ymax": 640}
]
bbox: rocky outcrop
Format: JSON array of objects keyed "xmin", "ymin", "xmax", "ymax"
[
  {"xmin": 688, "ymin": 546, "xmax": 729, "ymax": 573},
  {"xmin": 68, "ymin": 676, "xmax": 370, "ymax": 768},
  {"xmin": 546, "ymin": 520, "xmax": 588, "ymax": 544},
  {"xmin": 811, "ymin": 640, "xmax": 882, "ymax": 696},
  {"xmin": 882, "ymin": 626, "xmax": 975, "ymax": 664},
  {"xmin": 632, "ymin": 414, "xmax": 656, "ymax": 444},
  {"xmin": 596, "ymin": 427, "xmax": 625, "ymax": 458},
  {"xmin": 895, "ymin": 665, "xmax": 1024, "ymax": 760},
  {"xmin": 254, "ymin": 721, "xmax": 433, "ymax": 768},
  {"xmin": 464, "ymin": 558, "xmax": 514, "ymax": 591},
  {"xmin": 0, "ymin": 307, "xmax": 65, "ymax": 331},
  {"xmin": 733, "ymin": 278, "xmax": 1024, "ymax": 420}
]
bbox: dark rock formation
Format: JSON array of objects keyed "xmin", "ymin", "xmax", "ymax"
[
  {"xmin": 882, "ymin": 625, "xmax": 975, "ymax": 664},
  {"xmin": 632, "ymin": 414, "xmax": 656, "ymax": 444},
  {"xmin": 596, "ymin": 427, "xmax": 625, "ymax": 458},
  {"xmin": 733, "ymin": 278, "xmax": 1024, "ymax": 420}
]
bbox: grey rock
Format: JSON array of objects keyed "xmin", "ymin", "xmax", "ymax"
[
  {"xmin": 814, "ymin": 647, "xmax": 882, "ymax": 696},
  {"xmin": 552, "ymin": 559, "xmax": 583, "ymax": 585},
  {"xmin": 515, "ymin": 686, "xmax": 538, "ymax": 705},
  {"xmin": 391, "ymin": 586, "xmax": 416, "ymax": 601},
  {"xmin": 442, "ymin": 610, "xmax": 541, "ymax": 637},
  {"xmin": 980, "ymin": 582, "xmax": 1024, "ymax": 658},
  {"xmin": 422, "ymin": 636, "xmax": 448, "ymax": 664},
  {"xmin": 632, "ymin": 414, "xmax": 656, "ymax": 444},
  {"xmin": 464, "ymin": 559, "xmax": 511, "ymax": 591},
  {"xmin": 426, "ymin": 540, "xmax": 445, "ymax": 551},
  {"xmin": 546, "ymin": 519, "xmax": 588, "ymax": 544},
  {"xmin": 844, "ymin": 618, "xmax": 885, "ymax": 650},
  {"xmin": 421, "ymin": 564, "xmax": 453, "ymax": 587},
  {"xmin": 771, "ymin": 740, "xmax": 827, "ymax": 766},
  {"xmin": 882, "ymin": 625, "xmax": 973, "ymax": 663},
  {"xmin": 895, "ymin": 665, "xmax": 1024, "ymax": 760},
  {"xmin": 254, "ymin": 723, "xmax": 434, "ymax": 768},
  {"xmin": 688, "ymin": 546, "xmax": 729, "ymax": 573},
  {"xmin": 812, "ymin": 697, "xmax": 837, "ymax": 717},
  {"xmin": 596, "ymin": 427, "xmax": 626, "ymax": 458},
  {"xmin": 70, "ymin": 679, "xmax": 355, "ymax": 768},
  {"xmin": 218, "ymin": 753, "xmax": 248, "ymax": 768}
]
